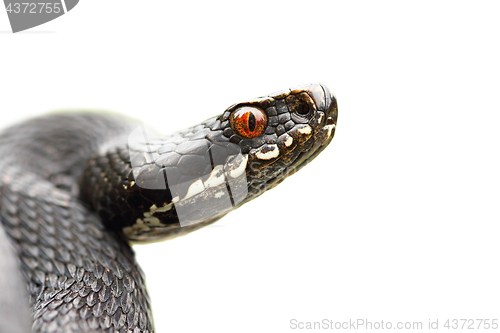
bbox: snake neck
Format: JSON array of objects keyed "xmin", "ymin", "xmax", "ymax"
[{"xmin": 79, "ymin": 117, "xmax": 243, "ymax": 243}]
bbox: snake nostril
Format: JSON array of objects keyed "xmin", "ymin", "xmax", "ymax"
[
  {"xmin": 286, "ymin": 93, "xmax": 314, "ymax": 118},
  {"xmin": 295, "ymin": 99, "xmax": 310, "ymax": 115}
]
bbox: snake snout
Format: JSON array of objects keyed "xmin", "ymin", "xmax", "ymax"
[
  {"xmin": 288, "ymin": 83, "xmax": 337, "ymax": 116},
  {"xmin": 319, "ymin": 83, "xmax": 338, "ymax": 129}
]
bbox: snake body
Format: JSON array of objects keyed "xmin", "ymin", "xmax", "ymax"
[{"xmin": 0, "ymin": 84, "xmax": 337, "ymax": 332}]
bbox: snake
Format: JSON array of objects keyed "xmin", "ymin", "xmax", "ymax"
[{"xmin": 0, "ymin": 83, "xmax": 337, "ymax": 333}]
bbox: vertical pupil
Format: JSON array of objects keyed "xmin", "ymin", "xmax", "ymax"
[{"xmin": 248, "ymin": 112, "xmax": 256, "ymax": 132}]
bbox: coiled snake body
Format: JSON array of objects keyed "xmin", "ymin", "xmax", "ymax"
[{"xmin": 0, "ymin": 84, "xmax": 337, "ymax": 333}]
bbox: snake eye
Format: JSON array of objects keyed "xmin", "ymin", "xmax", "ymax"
[{"xmin": 230, "ymin": 106, "xmax": 268, "ymax": 139}]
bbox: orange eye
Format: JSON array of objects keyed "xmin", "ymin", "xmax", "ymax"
[{"xmin": 230, "ymin": 106, "xmax": 268, "ymax": 139}]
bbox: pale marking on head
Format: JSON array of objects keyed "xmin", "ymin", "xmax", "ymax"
[
  {"xmin": 134, "ymin": 201, "xmax": 174, "ymax": 234},
  {"xmin": 298, "ymin": 126, "xmax": 312, "ymax": 135},
  {"xmin": 203, "ymin": 165, "xmax": 226, "ymax": 188},
  {"xmin": 123, "ymin": 219, "xmax": 151, "ymax": 236},
  {"xmin": 183, "ymin": 179, "xmax": 205, "ymax": 200},
  {"xmin": 152, "ymin": 202, "xmax": 174, "ymax": 213},
  {"xmin": 146, "ymin": 202, "xmax": 174, "ymax": 218},
  {"xmin": 254, "ymin": 144, "xmax": 279, "ymax": 160},
  {"xmin": 317, "ymin": 112, "xmax": 324, "ymax": 125},
  {"xmin": 284, "ymin": 135, "xmax": 293, "ymax": 147},
  {"xmin": 326, "ymin": 123, "xmax": 335, "ymax": 137},
  {"xmin": 226, "ymin": 154, "xmax": 248, "ymax": 178},
  {"xmin": 122, "ymin": 226, "xmax": 134, "ymax": 236},
  {"xmin": 167, "ymin": 154, "xmax": 249, "ymax": 208},
  {"xmin": 143, "ymin": 216, "xmax": 162, "ymax": 225}
]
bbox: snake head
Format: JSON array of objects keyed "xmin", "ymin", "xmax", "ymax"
[
  {"xmin": 220, "ymin": 83, "xmax": 338, "ymax": 197},
  {"xmin": 83, "ymin": 84, "xmax": 337, "ymax": 242}
]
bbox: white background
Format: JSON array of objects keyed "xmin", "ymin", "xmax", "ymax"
[{"xmin": 1, "ymin": 1, "xmax": 500, "ymax": 332}]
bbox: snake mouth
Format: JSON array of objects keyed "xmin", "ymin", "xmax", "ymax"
[{"xmin": 257, "ymin": 145, "xmax": 318, "ymax": 193}]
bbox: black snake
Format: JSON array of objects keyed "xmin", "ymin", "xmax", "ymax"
[{"xmin": 0, "ymin": 83, "xmax": 338, "ymax": 333}]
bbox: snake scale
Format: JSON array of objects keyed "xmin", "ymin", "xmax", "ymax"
[{"xmin": 0, "ymin": 84, "xmax": 337, "ymax": 333}]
